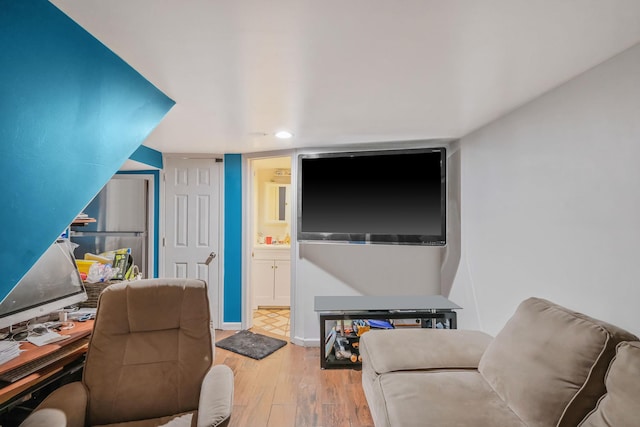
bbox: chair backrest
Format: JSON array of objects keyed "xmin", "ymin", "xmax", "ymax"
[{"xmin": 83, "ymin": 278, "xmax": 214, "ymax": 425}]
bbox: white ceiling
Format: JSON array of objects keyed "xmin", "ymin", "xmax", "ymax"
[{"xmin": 51, "ymin": 0, "xmax": 640, "ymax": 155}]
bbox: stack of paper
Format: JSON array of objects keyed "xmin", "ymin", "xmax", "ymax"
[
  {"xmin": 26, "ymin": 332, "xmax": 70, "ymax": 347},
  {"xmin": 0, "ymin": 340, "xmax": 21, "ymax": 365}
]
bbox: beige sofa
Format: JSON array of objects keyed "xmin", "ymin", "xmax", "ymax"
[{"xmin": 359, "ymin": 297, "xmax": 639, "ymax": 427}]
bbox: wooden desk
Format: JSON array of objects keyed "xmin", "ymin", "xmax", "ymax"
[{"xmin": 0, "ymin": 320, "xmax": 94, "ymax": 412}]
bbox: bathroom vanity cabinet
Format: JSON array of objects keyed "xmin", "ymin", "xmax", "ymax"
[{"xmin": 252, "ymin": 246, "xmax": 290, "ymax": 308}]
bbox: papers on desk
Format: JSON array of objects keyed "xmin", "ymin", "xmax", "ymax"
[
  {"xmin": 26, "ymin": 332, "xmax": 70, "ymax": 347},
  {"xmin": 0, "ymin": 340, "xmax": 21, "ymax": 364}
]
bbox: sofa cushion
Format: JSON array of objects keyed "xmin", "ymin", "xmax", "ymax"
[
  {"xmin": 479, "ymin": 297, "xmax": 638, "ymax": 427},
  {"xmin": 367, "ymin": 370, "xmax": 526, "ymax": 427},
  {"xmin": 360, "ymin": 329, "xmax": 493, "ymax": 375},
  {"xmin": 579, "ymin": 341, "xmax": 640, "ymax": 427}
]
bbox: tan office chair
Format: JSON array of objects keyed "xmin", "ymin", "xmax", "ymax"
[{"xmin": 20, "ymin": 278, "xmax": 234, "ymax": 427}]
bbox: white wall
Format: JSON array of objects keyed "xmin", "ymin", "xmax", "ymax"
[
  {"xmin": 451, "ymin": 43, "xmax": 640, "ymax": 337},
  {"xmin": 291, "ymin": 140, "xmax": 460, "ymax": 345},
  {"xmin": 294, "ymin": 243, "xmax": 443, "ymax": 345}
]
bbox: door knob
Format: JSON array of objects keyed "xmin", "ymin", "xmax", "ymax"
[{"xmin": 205, "ymin": 252, "xmax": 216, "ymax": 265}]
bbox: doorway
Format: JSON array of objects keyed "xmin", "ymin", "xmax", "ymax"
[{"xmin": 245, "ymin": 155, "xmax": 292, "ymax": 337}]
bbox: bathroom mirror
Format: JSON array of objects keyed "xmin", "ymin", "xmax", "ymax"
[{"xmin": 265, "ymin": 183, "xmax": 290, "ymax": 223}]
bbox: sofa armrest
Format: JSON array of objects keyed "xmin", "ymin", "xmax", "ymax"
[
  {"xmin": 197, "ymin": 364, "xmax": 234, "ymax": 427},
  {"xmin": 359, "ymin": 329, "xmax": 492, "ymax": 375},
  {"xmin": 19, "ymin": 381, "xmax": 88, "ymax": 427}
]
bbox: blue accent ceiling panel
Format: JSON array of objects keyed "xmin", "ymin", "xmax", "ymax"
[
  {"xmin": 0, "ymin": 1, "xmax": 175, "ymax": 299},
  {"xmin": 129, "ymin": 145, "xmax": 164, "ymax": 169}
]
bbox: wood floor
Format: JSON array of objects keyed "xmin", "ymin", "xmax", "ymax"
[{"xmin": 214, "ymin": 329, "xmax": 374, "ymax": 427}]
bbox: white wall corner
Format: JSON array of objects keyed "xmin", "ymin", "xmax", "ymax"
[
  {"xmin": 220, "ymin": 322, "xmax": 242, "ymax": 331},
  {"xmin": 292, "ymin": 335, "xmax": 321, "ymax": 348}
]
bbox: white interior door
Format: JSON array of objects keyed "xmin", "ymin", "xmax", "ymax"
[{"xmin": 164, "ymin": 157, "xmax": 221, "ymax": 327}]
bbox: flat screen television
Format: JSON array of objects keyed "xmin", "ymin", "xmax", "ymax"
[
  {"xmin": 0, "ymin": 239, "xmax": 87, "ymax": 330},
  {"xmin": 297, "ymin": 147, "xmax": 446, "ymax": 245}
]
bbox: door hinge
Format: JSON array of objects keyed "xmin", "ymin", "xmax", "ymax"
[{"xmin": 162, "ymin": 237, "xmax": 166, "ymax": 247}]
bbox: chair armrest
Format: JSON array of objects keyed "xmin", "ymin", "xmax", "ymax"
[
  {"xmin": 19, "ymin": 408, "xmax": 67, "ymax": 427},
  {"xmin": 197, "ymin": 364, "xmax": 234, "ymax": 427},
  {"xmin": 359, "ymin": 329, "xmax": 493, "ymax": 375},
  {"xmin": 20, "ymin": 381, "xmax": 88, "ymax": 427}
]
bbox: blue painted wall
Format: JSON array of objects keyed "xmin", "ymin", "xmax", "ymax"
[
  {"xmin": 224, "ymin": 154, "xmax": 242, "ymax": 323},
  {"xmin": 129, "ymin": 145, "xmax": 164, "ymax": 170},
  {"xmin": 0, "ymin": 1, "xmax": 174, "ymax": 299}
]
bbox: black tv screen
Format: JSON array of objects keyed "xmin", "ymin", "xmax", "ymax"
[{"xmin": 297, "ymin": 147, "xmax": 446, "ymax": 245}]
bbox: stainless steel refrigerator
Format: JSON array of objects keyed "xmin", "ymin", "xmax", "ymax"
[{"xmin": 70, "ymin": 176, "xmax": 150, "ymax": 278}]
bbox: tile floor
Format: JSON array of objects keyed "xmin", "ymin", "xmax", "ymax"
[{"xmin": 252, "ymin": 308, "xmax": 290, "ymax": 337}]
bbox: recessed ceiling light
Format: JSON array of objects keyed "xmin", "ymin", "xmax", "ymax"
[{"xmin": 275, "ymin": 130, "xmax": 293, "ymax": 139}]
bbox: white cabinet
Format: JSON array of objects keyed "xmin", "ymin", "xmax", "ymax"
[
  {"xmin": 252, "ymin": 247, "xmax": 290, "ymax": 308},
  {"xmin": 272, "ymin": 259, "xmax": 290, "ymax": 306}
]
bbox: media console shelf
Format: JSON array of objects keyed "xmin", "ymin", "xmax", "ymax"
[{"xmin": 314, "ymin": 295, "xmax": 461, "ymax": 369}]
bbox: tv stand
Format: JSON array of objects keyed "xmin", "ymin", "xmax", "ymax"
[{"xmin": 314, "ymin": 296, "xmax": 461, "ymax": 369}]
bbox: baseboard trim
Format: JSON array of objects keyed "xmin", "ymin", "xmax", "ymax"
[
  {"xmin": 220, "ymin": 322, "xmax": 242, "ymax": 330},
  {"xmin": 292, "ymin": 336, "xmax": 320, "ymax": 347}
]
